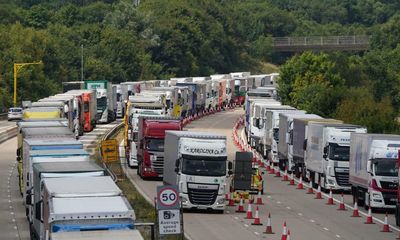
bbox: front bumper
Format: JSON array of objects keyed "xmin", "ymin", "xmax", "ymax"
[{"xmin": 180, "ymin": 193, "xmax": 226, "ymax": 210}]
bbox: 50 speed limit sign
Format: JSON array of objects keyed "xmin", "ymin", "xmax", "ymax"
[{"xmin": 157, "ymin": 185, "xmax": 180, "ymax": 210}]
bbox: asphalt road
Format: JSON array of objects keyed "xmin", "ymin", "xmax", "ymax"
[
  {"xmin": 125, "ymin": 108, "xmax": 399, "ymax": 240},
  {"xmin": 0, "ymin": 137, "xmax": 30, "ymax": 240},
  {"xmin": 0, "ymin": 120, "xmax": 18, "ymax": 130}
]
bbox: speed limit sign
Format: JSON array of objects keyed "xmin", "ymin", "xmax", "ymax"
[{"xmin": 157, "ymin": 185, "xmax": 180, "ymax": 210}]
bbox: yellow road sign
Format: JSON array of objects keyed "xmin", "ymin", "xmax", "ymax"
[{"xmin": 101, "ymin": 139, "xmax": 119, "ymax": 163}]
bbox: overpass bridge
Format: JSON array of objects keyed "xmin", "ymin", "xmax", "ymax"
[{"xmin": 272, "ymin": 35, "xmax": 370, "ymax": 52}]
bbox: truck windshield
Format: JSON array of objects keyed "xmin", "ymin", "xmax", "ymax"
[
  {"xmin": 374, "ymin": 160, "xmax": 398, "ymax": 177},
  {"xmin": 146, "ymin": 138, "xmax": 164, "ymax": 152},
  {"xmin": 97, "ymin": 96, "xmax": 107, "ymax": 107},
  {"xmin": 182, "ymin": 158, "xmax": 226, "ymax": 176},
  {"xmin": 328, "ymin": 144, "xmax": 349, "ymax": 161}
]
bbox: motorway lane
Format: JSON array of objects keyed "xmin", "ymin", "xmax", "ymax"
[
  {"xmin": 0, "ymin": 120, "xmax": 18, "ymax": 130},
  {"xmin": 125, "ymin": 108, "xmax": 393, "ymax": 240},
  {"xmin": 0, "ymin": 137, "xmax": 29, "ymax": 240}
]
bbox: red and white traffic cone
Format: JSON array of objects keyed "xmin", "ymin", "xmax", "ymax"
[
  {"xmin": 338, "ymin": 193, "xmax": 346, "ymax": 210},
  {"xmin": 281, "ymin": 221, "xmax": 288, "ymax": 240},
  {"xmin": 307, "ymin": 184, "xmax": 314, "ymax": 194},
  {"xmin": 256, "ymin": 191, "xmax": 264, "ymax": 205},
  {"xmin": 364, "ymin": 207, "xmax": 374, "ymax": 224},
  {"xmin": 296, "ymin": 176, "xmax": 304, "ymax": 189},
  {"xmin": 381, "ymin": 213, "xmax": 391, "ymax": 232},
  {"xmin": 245, "ymin": 202, "xmax": 253, "ymax": 219},
  {"xmin": 315, "ymin": 185, "xmax": 323, "ymax": 199},
  {"xmin": 264, "ymin": 213, "xmax": 274, "ymax": 234},
  {"xmin": 269, "ymin": 163, "xmax": 275, "ymax": 174},
  {"xmin": 288, "ymin": 172, "xmax": 295, "ymax": 185},
  {"xmin": 282, "ymin": 167, "xmax": 289, "ymax": 181},
  {"xmin": 236, "ymin": 197, "xmax": 245, "ymax": 213},
  {"xmin": 351, "ymin": 202, "xmax": 360, "ymax": 217},
  {"xmin": 275, "ymin": 167, "xmax": 281, "ymax": 177},
  {"xmin": 266, "ymin": 161, "xmax": 271, "ymax": 171},
  {"xmin": 251, "ymin": 207, "xmax": 262, "ymax": 225},
  {"xmin": 259, "ymin": 159, "xmax": 265, "ymax": 168},
  {"xmin": 287, "ymin": 229, "xmax": 291, "ymax": 240},
  {"xmin": 326, "ymin": 187, "xmax": 334, "ymax": 205},
  {"xmin": 228, "ymin": 192, "xmax": 235, "ymax": 207}
]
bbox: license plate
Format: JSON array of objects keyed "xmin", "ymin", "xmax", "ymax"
[{"xmin": 390, "ymin": 198, "xmax": 397, "ymax": 202}]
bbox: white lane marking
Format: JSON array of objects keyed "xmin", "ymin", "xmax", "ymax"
[
  {"xmin": 310, "ymin": 219, "xmax": 315, "ymax": 223},
  {"xmin": 234, "ymin": 217, "xmax": 239, "ymax": 220},
  {"xmin": 336, "ymin": 235, "xmax": 341, "ymax": 238},
  {"xmin": 276, "ymin": 201, "xmax": 281, "ymax": 204},
  {"xmin": 254, "ymin": 232, "xmax": 260, "ymax": 235},
  {"xmin": 286, "ymin": 206, "xmax": 291, "ymax": 210},
  {"xmin": 298, "ymin": 213, "xmax": 303, "ymax": 216},
  {"xmin": 226, "ymin": 210, "xmax": 230, "ymax": 214},
  {"xmin": 323, "ymin": 227, "xmax": 329, "ymax": 231},
  {"xmin": 244, "ymin": 224, "xmax": 249, "ymax": 227},
  {"xmin": 267, "ymin": 195, "xmax": 272, "ymax": 199}
]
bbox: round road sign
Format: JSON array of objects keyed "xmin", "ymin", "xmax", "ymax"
[{"xmin": 158, "ymin": 187, "xmax": 179, "ymax": 207}]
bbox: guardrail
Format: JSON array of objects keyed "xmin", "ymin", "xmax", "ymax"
[
  {"xmin": 0, "ymin": 113, "xmax": 7, "ymax": 121},
  {"xmin": 99, "ymin": 122, "xmax": 124, "ymax": 181}
]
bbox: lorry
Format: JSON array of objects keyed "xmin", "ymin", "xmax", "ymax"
[
  {"xmin": 305, "ymin": 123, "xmax": 367, "ymax": 191},
  {"xmin": 278, "ymin": 113, "xmax": 321, "ymax": 173},
  {"xmin": 291, "ymin": 118, "xmax": 342, "ymax": 178},
  {"xmin": 192, "ymin": 77, "xmax": 214, "ymax": 111},
  {"xmin": 263, "ymin": 107, "xmax": 300, "ymax": 167},
  {"xmin": 22, "ymin": 107, "xmax": 62, "ymax": 120},
  {"xmin": 84, "ymin": 80, "xmax": 116, "ymax": 123},
  {"xmin": 50, "ymin": 229, "xmax": 144, "ymax": 240},
  {"xmin": 164, "ymin": 131, "xmax": 232, "ymax": 212},
  {"xmin": 31, "ymin": 176, "xmax": 135, "ymax": 240},
  {"xmin": 67, "ymin": 90, "xmax": 97, "ymax": 132},
  {"xmin": 137, "ymin": 116, "xmax": 182, "ymax": 178},
  {"xmin": 176, "ymin": 82, "xmax": 206, "ymax": 115},
  {"xmin": 230, "ymin": 72, "xmax": 251, "ymax": 106},
  {"xmin": 348, "ymin": 134, "xmax": 400, "ymax": 213},
  {"xmin": 62, "ymin": 81, "xmax": 84, "ymax": 93}
]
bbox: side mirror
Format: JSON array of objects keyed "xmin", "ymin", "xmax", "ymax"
[
  {"xmin": 323, "ymin": 153, "xmax": 328, "ymax": 159},
  {"xmin": 228, "ymin": 170, "xmax": 233, "ymax": 175},
  {"xmin": 175, "ymin": 159, "xmax": 180, "ymax": 168},
  {"xmin": 303, "ymin": 139, "xmax": 307, "ymax": 150},
  {"xmin": 228, "ymin": 161, "xmax": 233, "ymax": 171},
  {"xmin": 174, "ymin": 167, "xmax": 179, "ymax": 173},
  {"xmin": 323, "ymin": 146, "xmax": 328, "ymax": 154},
  {"xmin": 26, "ymin": 194, "xmax": 32, "ymax": 205}
]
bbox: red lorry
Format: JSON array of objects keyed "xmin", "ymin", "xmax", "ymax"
[{"xmin": 137, "ymin": 116, "xmax": 182, "ymax": 179}]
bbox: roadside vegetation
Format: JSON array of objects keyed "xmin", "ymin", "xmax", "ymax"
[{"xmin": 1, "ymin": 0, "xmax": 400, "ymax": 133}]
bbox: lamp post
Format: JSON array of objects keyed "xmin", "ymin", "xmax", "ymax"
[{"xmin": 13, "ymin": 61, "xmax": 42, "ymax": 107}]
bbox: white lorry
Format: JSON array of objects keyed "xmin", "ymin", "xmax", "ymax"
[
  {"xmin": 263, "ymin": 107, "xmax": 299, "ymax": 166},
  {"xmin": 350, "ymin": 133, "xmax": 400, "ymax": 210},
  {"xmin": 164, "ymin": 131, "xmax": 232, "ymax": 212},
  {"xmin": 305, "ymin": 123, "xmax": 367, "ymax": 191},
  {"xmin": 32, "ymin": 176, "xmax": 135, "ymax": 240},
  {"xmin": 277, "ymin": 112, "xmax": 318, "ymax": 171}
]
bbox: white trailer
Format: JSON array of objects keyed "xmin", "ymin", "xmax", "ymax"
[
  {"xmin": 305, "ymin": 123, "xmax": 367, "ymax": 191},
  {"xmin": 350, "ymin": 133, "xmax": 400, "ymax": 210},
  {"xmin": 164, "ymin": 131, "xmax": 231, "ymax": 212}
]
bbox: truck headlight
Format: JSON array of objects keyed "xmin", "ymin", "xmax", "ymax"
[
  {"xmin": 150, "ymin": 155, "xmax": 157, "ymax": 161},
  {"xmin": 372, "ymin": 193, "xmax": 382, "ymax": 199},
  {"xmin": 217, "ymin": 198, "xmax": 225, "ymax": 204}
]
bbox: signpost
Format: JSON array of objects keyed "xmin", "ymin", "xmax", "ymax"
[
  {"xmin": 156, "ymin": 185, "xmax": 183, "ymax": 239},
  {"xmin": 101, "ymin": 139, "xmax": 119, "ymax": 163}
]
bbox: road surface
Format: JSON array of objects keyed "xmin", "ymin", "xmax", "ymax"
[{"xmin": 124, "ymin": 108, "xmax": 399, "ymax": 240}]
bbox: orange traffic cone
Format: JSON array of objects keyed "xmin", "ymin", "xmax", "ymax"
[
  {"xmin": 338, "ymin": 193, "xmax": 346, "ymax": 210},
  {"xmin": 256, "ymin": 191, "xmax": 264, "ymax": 205},
  {"xmin": 282, "ymin": 167, "xmax": 289, "ymax": 181},
  {"xmin": 288, "ymin": 172, "xmax": 295, "ymax": 185},
  {"xmin": 264, "ymin": 213, "xmax": 274, "ymax": 234},
  {"xmin": 281, "ymin": 221, "xmax": 288, "ymax": 240},
  {"xmin": 245, "ymin": 202, "xmax": 253, "ymax": 219},
  {"xmin": 296, "ymin": 176, "xmax": 304, "ymax": 189},
  {"xmin": 275, "ymin": 167, "xmax": 281, "ymax": 177},
  {"xmin": 315, "ymin": 185, "xmax": 323, "ymax": 199},
  {"xmin": 236, "ymin": 197, "xmax": 245, "ymax": 213},
  {"xmin": 228, "ymin": 192, "xmax": 235, "ymax": 207},
  {"xmin": 307, "ymin": 184, "xmax": 314, "ymax": 194},
  {"xmin": 326, "ymin": 187, "xmax": 334, "ymax": 205},
  {"xmin": 381, "ymin": 213, "xmax": 391, "ymax": 232},
  {"xmin": 364, "ymin": 207, "xmax": 374, "ymax": 224},
  {"xmin": 251, "ymin": 207, "xmax": 262, "ymax": 225},
  {"xmin": 351, "ymin": 202, "xmax": 360, "ymax": 217}
]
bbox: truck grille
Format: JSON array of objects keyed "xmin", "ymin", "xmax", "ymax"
[
  {"xmin": 335, "ymin": 169, "xmax": 350, "ymax": 186},
  {"xmin": 380, "ymin": 181, "xmax": 398, "ymax": 190},
  {"xmin": 151, "ymin": 156, "xmax": 164, "ymax": 175},
  {"xmin": 382, "ymin": 192, "xmax": 397, "ymax": 206},
  {"xmin": 188, "ymin": 185, "xmax": 218, "ymax": 206}
]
